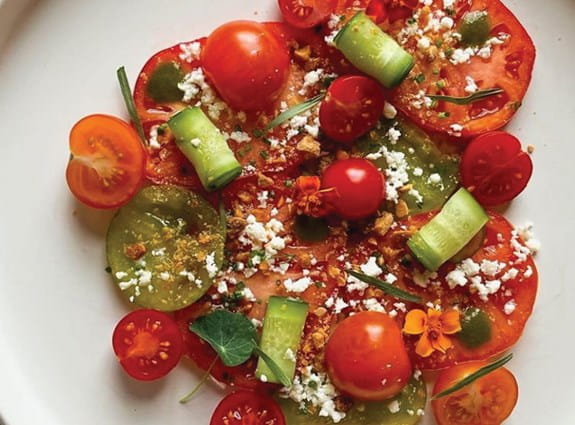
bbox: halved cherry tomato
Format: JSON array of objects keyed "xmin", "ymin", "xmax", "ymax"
[
  {"xmin": 319, "ymin": 75, "xmax": 386, "ymax": 144},
  {"xmin": 460, "ymin": 131, "xmax": 533, "ymax": 206},
  {"xmin": 325, "ymin": 311, "xmax": 412, "ymax": 401},
  {"xmin": 321, "ymin": 158, "xmax": 385, "ymax": 220},
  {"xmin": 432, "ymin": 361, "xmax": 518, "ymax": 425},
  {"xmin": 66, "ymin": 114, "xmax": 145, "ymax": 209},
  {"xmin": 278, "ymin": 0, "xmax": 338, "ymax": 28},
  {"xmin": 202, "ymin": 21, "xmax": 290, "ymax": 111},
  {"xmin": 391, "ymin": 0, "xmax": 536, "ymax": 137},
  {"xmin": 210, "ymin": 391, "xmax": 286, "ymax": 425},
  {"xmin": 112, "ymin": 309, "xmax": 183, "ymax": 381}
]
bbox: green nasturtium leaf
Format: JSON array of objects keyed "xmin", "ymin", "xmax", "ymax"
[{"xmin": 189, "ymin": 310, "xmax": 257, "ymax": 367}]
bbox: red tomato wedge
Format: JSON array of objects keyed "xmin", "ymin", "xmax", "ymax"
[
  {"xmin": 432, "ymin": 361, "xmax": 518, "ymax": 425},
  {"xmin": 66, "ymin": 114, "xmax": 145, "ymax": 209},
  {"xmin": 379, "ymin": 211, "xmax": 538, "ymax": 370},
  {"xmin": 319, "ymin": 75, "xmax": 386, "ymax": 144},
  {"xmin": 391, "ymin": 0, "xmax": 536, "ymax": 138},
  {"xmin": 112, "ymin": 309, "xmax": 183, "ymax": 381},
  {"xmin": 210, "ymin": 391, "xmax": 286, "ymax": 425},
  {"xmin": 278, "ymin": 0, "xmax": 338, "ymax": 28},
  {"xmin": 461, "ymin": 131, "xmax": 533, "ymax": 206}
]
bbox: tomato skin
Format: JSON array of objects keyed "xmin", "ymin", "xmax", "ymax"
[
  {"xmin": 210, "ymin": 391, "xmax": 286, "ymax": 425},
  {"xmin": 432, "ymin": 361, "xmax": 518, "ymax": 425},
  {"xmin": 319, "ymin": 75, "xmax": 386, "ymax": 144},
  {"xmin": 112, "ymin": 309, "xmax": 183, "ymax": 381},
  {"xmin": 325, "ymin": 312, "xmax": 412, "ymax": 401},
  {"xmin": 278, "ymin": 0, "xmax": 338, "ymax": 28},
  {"xmin": 321, "ymin": 158, "xmax": 386, "ymax": 220},
  {"xmin": 461, "ymin": 131, "xmax": 533, "ymax": 206},
  {"xmin": 202, "ymin": 21, "xmax": 290, "ymax": 111},
  {"xmin": 66, "ymin": 114, "xmax": 145, "ymax": 209}
]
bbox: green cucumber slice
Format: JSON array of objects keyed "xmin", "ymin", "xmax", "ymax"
[
  {"xmin": 256, "ymin": 296, "xmax": 309, "ymax": 385},
  {"xmin": 408, "ymin": 188, "xmax": 488, "ymax": 271},
  {"xmin": 168, "ymin": 107, "xmax": 242, "ymax": 191},
  {"xmin": 278, "ymin": 376, "xmax": 426, "ymax": 425},
  {"xmin": 334, "ymin": 12, "xmax": 414, "ymax": 88},
  {"xmin": 146, "ymin": 62, "xmax": 185, "ymax": 103},
  {"xmin": 106, "ymin": 185, "xmax": 224, "ymax": 311}
]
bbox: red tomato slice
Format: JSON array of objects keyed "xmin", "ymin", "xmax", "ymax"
[
  {"xmin": 325, "ymin": 311, "xmax": 412, "ymax": 401},
  {"xmin": 432, "ymin": 361, "xmax": 518, "ymax": 425},
  {"xmin": 380, "ymin": 211, "xmax": 538, "ymax": 370},
  {"xmin": 210, "ymin": 391, "xmax": 286, "ymax": 425},
  {"xmin": 112, "ymin": 309, "xmax": 183, "ymax": 381},
  {"xmin": 321, "ymin": 158, "xmax": 386, "ymax": 220},
  {"xmin": 319, "ymin": 75, "xmax": 386, "ymax": 144},
  {"xmin": 65, "ymin": 114, "xmax": 145, "ymax": 209},
  {"xmin": 390, "ymin": 0, "xmax": 536, "ymax": 138},
  {"xmin": 461, "ymin": 131, "xmax": 533, "ymax": 206},
  {"xmin": 367, "ymin": 0, "xmax": 419, "ymax": 24},
  {"xmin": 202, "ymin": 21, "xmax": 290, "ymax": 111},
  {"xmin": 278, "ymin": 0, "xmax": 338, "ymax": 28}
]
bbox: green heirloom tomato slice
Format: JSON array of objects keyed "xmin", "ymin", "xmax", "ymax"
[
  {"xmin": 278, "ymin": 376, "xmax": 426, "ymax": 425},
  {"xmin": 106, "ymin": 185, "xmax": 224, "ymax": 311}
]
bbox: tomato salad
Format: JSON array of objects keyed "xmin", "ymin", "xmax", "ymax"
[{"xmin": 66, "ymin": 0, "xmax": 539, "ymax": 424}]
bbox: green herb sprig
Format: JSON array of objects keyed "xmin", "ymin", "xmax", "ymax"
[
  {"xmin": 180, "ymin": 310, "xmax": 291, "ymax": 403},
  {"xmin": 347, "ymin": 270, "xmax": 422, "ymax": 303},
  {"xmin": 116, "ymin": 66, "xmax": 146, "ymax": 143},
  {"xmin": 432, "ymin": 353, "xmax": 514, "ymax": 400},
  {"xmin": 427, "ymin": 88, "xmax": 504, "ymax": 106},
  {"xmin": 263, "ymin": 94, "xmax": 325, "ymax": 132}
]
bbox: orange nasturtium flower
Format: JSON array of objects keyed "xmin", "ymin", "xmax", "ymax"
[
  {"xmin": 403, "ymin": 308, "xmax": 462, "ymax": 358},
  {"xmin": 293, "ymin": 176, "xmax": 337, "ymax": 218}
]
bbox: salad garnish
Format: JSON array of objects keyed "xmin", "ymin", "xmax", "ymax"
[
  {"xmin": 427, "ymin": 88, "xmax": 504, "ymax": 106},
  {"xmin": 347, "ymin": 270, "xmax": 422, "ymax": 303},
  {"xmin": 117, "ymin": 66, "xmax": 146, "ymax": 143},
  {"xmin": 264, "ymin": 93, "xmax": 325, "ymax": 132}
]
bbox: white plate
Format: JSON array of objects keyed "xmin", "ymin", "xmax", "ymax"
[{"xmin": 0, "ymin": 0, "xmax": 574, "ymax": 424}]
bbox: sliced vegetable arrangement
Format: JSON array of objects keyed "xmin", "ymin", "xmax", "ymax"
[{"xmin": 65, "ymin": 0, "xmax": 540, "ymax": 424}]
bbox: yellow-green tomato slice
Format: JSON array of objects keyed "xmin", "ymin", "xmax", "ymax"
[{"xmin": 106, "ymin": 185, "xmax": 224, "ymax": 311}]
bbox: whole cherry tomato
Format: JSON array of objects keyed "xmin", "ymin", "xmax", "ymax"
[{"xmin": 278, "ymin": 0, "xmax": 338, "ymax": 28}]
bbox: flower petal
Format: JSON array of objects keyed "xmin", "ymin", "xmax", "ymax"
[
  {"xmin": 415, "ymin": 332, "xmax": 435, "ymax": 357},
  {"xmin": 403, "ymin": 309, "xmax": 427, "ymax": 335},
  {"xmin": 431, "ymin": 332, "xmax": 454, "ymax": 354},
  {"xmin": 441, "ymin": 310, "xmax": 462, "ymax": 335}
]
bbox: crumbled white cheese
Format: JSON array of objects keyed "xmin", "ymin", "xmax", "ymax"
[
  {"xmin": 504, "ymin": 299, "xmax": 517, "ymax": 315},
  {"xmin": 387, "ymin": 400, "xmax": 401, "ymax": 414},
  {"xmin": 334, "ymin": 298, "xmax": 349, "ymax": 314},
  {"xmin": 464, "ymin": 76, "xmax": 479, "ymax": 93},
  {"xmin": 360, "ymin": 257, "xmax": 383, "ymax": 277},
  {"xmin": 363, "ymin": 298, "xmax": 386, "ymax": 312},
  {"xmin": 417, "ymin": 36, "xmax": 431, "ymax": 50},
  {"xmin": 283, "ymin": 276, "xmax": 313, "ymax": 293},
  {"xmin": 115, "ymin": 271, "xmax": 128, "ymax": 279},
  {"xmin": 299, "ymin": 69, "xmax": 324, "ymax": 95},
  {"xmin": 205, "ymin": 252, "xmax": 218, "ymax": 278},
  {"xmin": 383, "ymin": 102, "xmax": 398, "ymax": 119},
  {"xmin": 284, "ymin": 348, "xmax": 297, "ymax": 362},
  {"xmin": 229, "ymin": 131, "xmax": 251, "ymax": 143},
  {"xmin": 413, "ymin": 167, "xmax": 424, "ymax": 177},
  {"xmin": 179, "ymin": 41, "xmax": 201, "ymax": 63},
  {"xmin": 440, "ymin": 16, "xmax": 454, "ymax": 29},
  {"xmin": 148, "ymin": 125, "xmax": 161, "ymax": 149}
]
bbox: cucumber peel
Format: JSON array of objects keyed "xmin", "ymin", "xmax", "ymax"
[
  {"xmin": 168, "ymin": 107, "xmax": 242, "ymax": 191},
  {"xmin": 256, "ymin": 296, "xmax": 309, "ymax": 385},
  {"xmin": 408, "ymin": 188, "xmax": 488, "ymax": 271},
  {"xmin": 334, "ymin": 12, "xmax": 414, "ymax": 88}
]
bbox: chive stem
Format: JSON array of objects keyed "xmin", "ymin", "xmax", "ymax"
[
  {"xmin": 427, "ymin": 88, "xmax": 504, "ymax": 105},
  {"xmin": 116, "ymin": 66, "xmax": 147, "ymax": 144},
  {"xmin": 264, "ymin": 94, "xmax": 325, "ymax": 132},
  {"xmin": 347, "ymin": 270, "xmax": 422, "ymax": 303}
]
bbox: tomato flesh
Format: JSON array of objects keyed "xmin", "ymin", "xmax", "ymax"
[
  {"xmin": 461, "ymin": 131, "xmax": 533, "ymax": 206},
  {"xmin": 202, "ymin": 21, "xmax": 290, "ymax": 111},
  {"xmin": 278, "ymin": 0, "xmax": 338, "ymax": 28},
  {"xmin": 319, "ymin": 75, "xmax": 386, "ymax": 144},
  {"xmin": 66, "ymin": 114, "xmax": 145, "ymax": 209},
  {"xmin": 210, "ymin": 391, "xmax": 286, "ymax": 425},
  {"xmin": 112, "ymin": 309, "xmax": 183, "ymax": 381},
  {"xmin": 432, "ymin": 362, "xmax": 518, "ymax": 425},
  {"xmin": 321, "ymin": 158, "xmax": 386, "ymax": 220},
  {"xmin": 325, "ymin": 311, "xmax": 413, "ymax": 401}
]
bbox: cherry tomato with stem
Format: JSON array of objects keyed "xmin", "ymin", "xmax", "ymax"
[
  {"xmin": 65, "ymin": 115, "xmax": 145, "ymax": 209},
  {"xmin": 278, "ymin": 0, "xmax": 338, "ymax": 28},
  {"xmin": 325, "ymin": 311, "xmax": 412, "ymax": 401},
  {"xmin": 202, "ymin": 21, "xmax": 290, "ymax": 111},
  {"xmin": 321, "ymin": 158, "xmax": 385, "ymax": 220},
  {"xmin": 432, "ymin": 361, "xmax": 518, "ymax": 425},
  {"xmin": 112, "ymin": 309, "xmax": 183, "ymax": 381},
  {"xmin": 210, "ymin": 391, "xmax": 286, "ymax": 425},
  {"xmin": 319, "ymin": 75, "xmax": 386, "ymax": 144},
  {"xmin": 460, "ymin": 131, "xmax": 533, "ymax": 206}
]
